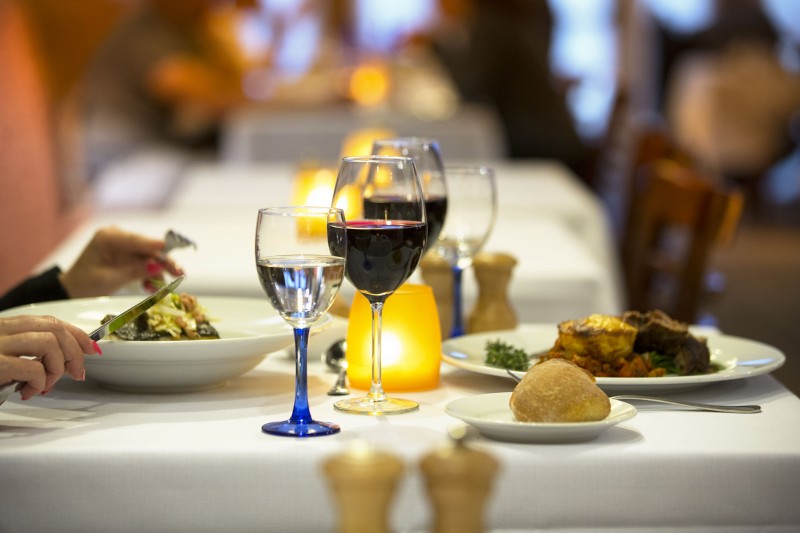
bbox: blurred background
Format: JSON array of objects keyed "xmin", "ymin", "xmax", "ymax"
[{"xmin": 2, "ymin": 0, "xmax": 799, "ymax": 391}]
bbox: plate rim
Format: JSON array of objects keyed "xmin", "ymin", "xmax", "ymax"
[
  {"xmin": 0, "ymin": 294, "xmax": 331, "ymax": 359},
  {"xmin": 441, "ymin": 323, "xmax": 786, "ymax": 390},
  {"xmin": 444, "ymin": 392, "xmax": 637, "ymax": 442}
]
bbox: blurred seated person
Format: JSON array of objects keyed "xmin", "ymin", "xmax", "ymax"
[
  {"xmin": 429, "ymin": 0, "xmax": 589, "ymax": 173},
  {"xmin": 0, "ymin": 227, "xmax": 183, "ymax": 401},
  {"xmin": 81, "ymin": 0, "xmax": 262, "ymax": 181},
  {"xmin": 661, "ymin": 0, "xmax": 800, "ymax": 190}
]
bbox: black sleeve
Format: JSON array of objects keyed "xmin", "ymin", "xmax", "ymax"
[{"xmin": 0, "ymin": 267, "xmax": 70, "ymax": 312}]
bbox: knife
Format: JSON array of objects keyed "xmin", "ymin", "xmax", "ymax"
[
  {"xmin": 89, "ymin": 275, "xmax": 184, "ymax": 341},
  {"xmin": 0, "ymin": 275, "xmax": 184, "ymax": 404}
]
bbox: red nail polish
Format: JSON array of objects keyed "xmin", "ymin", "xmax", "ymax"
[
  {"xmin": 92, "ymin": 340, "xmax": 103, "ymax": 356},
  {"xmin": 146, "ymin": 261, "xmax": 163, "ymax": 277}
]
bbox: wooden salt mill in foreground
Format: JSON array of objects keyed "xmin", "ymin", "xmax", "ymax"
[
  {"xmin": 322, "ymin": 445, "xmax": 404, "ymax": 533},
  {"xmin": 420, "ymin": 427, "xmax": 500, "ymax": 533}
]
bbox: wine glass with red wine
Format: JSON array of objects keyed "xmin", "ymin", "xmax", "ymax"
[
  {"xmin": 328, "ymin": 156, "xmax": 427, "ymax": 415},
  {"xmin": 371, "ymin": 137, "xmax": 447, "ymax": 253},
  {"xmin": 255, "ymin": 206, "xmax": 346, "ymax": 436},
  {"xmin": 434, "ymin": 166, "xmax": 497, "ymax": 338}
]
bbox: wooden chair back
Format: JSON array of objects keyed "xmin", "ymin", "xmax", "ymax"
[{"xmin": 622, "ymin": 159, "xmax": 743, "ymax": 322}]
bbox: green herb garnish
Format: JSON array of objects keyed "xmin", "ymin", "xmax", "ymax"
[
  {"xmin": 643, "ymin": 351, "xmax": 679, "ymax": 374},
  {"xmin": 485, "ymin": 339, "xmax": 531, "ymax": 371}
]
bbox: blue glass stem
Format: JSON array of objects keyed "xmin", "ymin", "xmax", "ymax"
[
  {"xmin": 289, "ymin": 327, "xmax": 312, "ymax": 424},
  {"xmin": 450, "ymin": 265, "xmax": 465, "ymax": 338}
]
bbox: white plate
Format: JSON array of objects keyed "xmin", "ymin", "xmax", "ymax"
[
  {"xmin": 0, "ymin": 296, "xmax": 331, "ymax": 393},
  {"xmin": 442, "ymin": 324, "xmax": 786, "ymax": 393},
  {"xmin": 445, "ymin": 393, "xmax": 637, "ymax": 443}
]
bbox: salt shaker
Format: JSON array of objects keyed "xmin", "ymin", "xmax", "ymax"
[
  {"xmin": 322, "ymin": 445, "xmax": 404, "ymax": 533},
  {"xmin": 468, "ymin": 252, "xmax": 518, "ymax": 334},
  {"xmin": 419, "ymin": 428, "xmax": 499, "ymax": 533},
  {"xmin": 418, "ymin": 254, "xmax": 453, "ymax": 339}
]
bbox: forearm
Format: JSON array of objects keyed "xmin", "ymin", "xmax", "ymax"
[{"xmin": 0, "ymin": 267, "xmax": 70, "ymax": 312}]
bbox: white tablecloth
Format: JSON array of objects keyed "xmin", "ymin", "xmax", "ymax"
[
  {"xmin": 220, "ymin": 104, "xmax": 508, "ymax": 163},
  {"xmin": 74, "ymin": 160, "xmax": 622, "ymax": 324},
  {"xmin": 1, "ymin": 322, "xmax": 799, "ymax": 532}
]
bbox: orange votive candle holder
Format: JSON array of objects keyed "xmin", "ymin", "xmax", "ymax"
[{"xmin": 345, "ymin": 284, "xmax": 442, "ymax": 392}]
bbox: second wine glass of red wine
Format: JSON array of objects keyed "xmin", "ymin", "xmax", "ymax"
[
  {"xmin": 371, "ymin": 137, "xmax": 447, "ymax": 254},
  {"xmin": 328, "ymin": 155, "xmax": 427, "ymax": 415}
]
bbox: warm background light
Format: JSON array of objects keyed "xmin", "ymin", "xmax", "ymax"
[
  {"xmin": 292, "ymin": 163, "xmax": 336, "ymax": 207},
  {"xmin": 348, "ymin": 61, "xmax": 391, "ymax": 107},
  {"xmin": 340, "ymin": 128, "xmax": 395, "ymax": 158},
  {"xmin": 346, "ymin": 284, "xmax": 441, "ymax": 392}
]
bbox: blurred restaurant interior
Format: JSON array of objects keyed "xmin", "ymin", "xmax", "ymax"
[{"xmin": 1, "ymin": 0, "xmax": 800, "ymax": 394}]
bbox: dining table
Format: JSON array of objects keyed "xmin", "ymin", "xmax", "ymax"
[
  {"xmin": 50, "ymin": 159, "xmax": 624, "ymax": 325},
  {"xmin": 5, "ymin": 158, "xmax": 797, "ymax": 532},
  {"xmin": 1, "ymin": 313, "xmax": 799, "ymax": 532}
]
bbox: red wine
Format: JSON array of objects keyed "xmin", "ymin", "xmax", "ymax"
[
  {"xmin": 363, "ymin": 196, "xmax": 446, "ymax": 251},
  {"xmin": 328, "ymin": 220, "xmax": 426, "ymax": 301}
]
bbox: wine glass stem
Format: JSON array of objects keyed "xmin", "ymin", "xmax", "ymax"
[
  {"xmin": 368, "ymin": 301, "xmax": 388, "ymax": 403},
  {"xmin": 450, "ymin": 265, "xmax": 465, "ymax": 338},
  {"xmin": 289, "ymin": 327, "xmax": 313, "ymax": 424}
]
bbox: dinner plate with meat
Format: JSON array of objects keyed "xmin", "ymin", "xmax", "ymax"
[{"xmin": 442, "ymin": 310, "xmax": 785, "ymax": 393}]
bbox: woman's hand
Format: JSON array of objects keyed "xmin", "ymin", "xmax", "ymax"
[
  {"xmin": 0, "ymin": 315, "xmax": 101, "ymax": 401},
  {"xmin": 59, "ymin": 227, "xmax": 184, "ymax": 298}
]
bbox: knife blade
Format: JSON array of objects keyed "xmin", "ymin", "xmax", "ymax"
[
  {"xmin": 89, "ymin": 275, "xmax": 184, "ymax": 341},
  {"xmin": 0, "ymin": 276, "xmax": 185, "ymax": 404}
]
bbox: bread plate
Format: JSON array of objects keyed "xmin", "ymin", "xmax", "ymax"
[
  {"xmin": 445, "ymin": 393, "xmax": 636, "ymax": 444},
  {"xmin": 441, "ymin": 324, "xmax": 786, "ymax": 393}
]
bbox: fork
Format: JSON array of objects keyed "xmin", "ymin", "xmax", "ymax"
[
  {"xmin": 163, "ymin": 230, "xmax": 196, "ymax": 255},
  {"xmin": 505, "ymin": 369, "xmax": 761, "ymax": 414}
]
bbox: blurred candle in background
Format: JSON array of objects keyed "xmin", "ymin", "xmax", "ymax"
[{"xmin": 346, "ymin": 283, "xmax": 441, "ymax": 391}]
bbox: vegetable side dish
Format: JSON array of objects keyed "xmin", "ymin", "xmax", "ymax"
[
  {"xmin": 104, "ymin": 293, "xmax": 219, "ymax": 341},
  {"xmin": 486, "ymin": 310, "xmax": 714, "ymax": 378}
]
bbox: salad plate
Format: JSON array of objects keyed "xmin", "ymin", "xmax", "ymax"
[
  {"xmin": 0, "ymin": 296, "xmax": 331, "ymax": 393},
  {"xmin": 442, "ymin": 324, "xmax": 786, "ymax": 393},
  {"xmin": 445, "ymin": 393, "xmax": 637, "ymax": 443}
]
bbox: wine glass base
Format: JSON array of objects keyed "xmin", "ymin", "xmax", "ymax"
[
  {"xmin": 334, "ymin": 396, "xmax": 419, "ymax": 416},
  {"xmin": 262, "ymin": 419, "xmax": 340, "ymax": 437}
]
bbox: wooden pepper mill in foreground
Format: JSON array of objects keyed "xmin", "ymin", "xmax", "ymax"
[
  {"xmin": 322, "ymin": 445, "xmax": 404, "ymax": 533},
  {"xmin": 468, "ymin": 252, "xmax": 518, "ymax": 334},
  {"xmin": 420, "ymin": 427, "xmax": 500, "ymax": 533}
]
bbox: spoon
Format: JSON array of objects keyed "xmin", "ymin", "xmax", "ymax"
[
  {"xmin": 323, "ymin": 339, "xmax": 349, "ymax": 396},
  {"xmin": 505, "ymin": 369, "xmax": 761, "ymax": 414}
]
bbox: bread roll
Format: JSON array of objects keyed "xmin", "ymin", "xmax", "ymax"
[{"xmin": 509, "ymin": 359, "xmax": 611, "ymax": 422}]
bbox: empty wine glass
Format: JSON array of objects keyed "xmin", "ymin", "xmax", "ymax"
[
  {"xmin": 434, "ymin": 166, "xmax": 497, "ymax": 338},
  {"xmin": 329, "ymin": 156, "xmax": 427, "ymax": 415},
  {"xmin": 371, "ymin": 137, "xmax": 447, "ymax": 253},
  {"xmin": 255, "ymin": 206, "xmax": 346, "ymax": 437}
]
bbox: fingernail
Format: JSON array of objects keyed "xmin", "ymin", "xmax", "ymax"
[
  {"xmin": 146, "ymin": 261, "xmax": 163, "ymax": 277},
  {"xmin": 81, "ymin": 369, "xmax": 86, "ymax": 382},
  {"xmin": 92, "ymin": 340, "xmax": 103, "ymax": 356}
]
